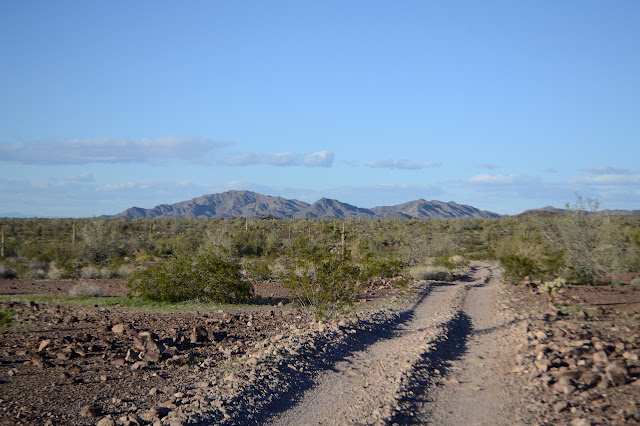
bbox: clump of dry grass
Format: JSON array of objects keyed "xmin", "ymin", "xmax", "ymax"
[
  {"xmin": 69, "ymin": 281, "xmax": 105, "ymax": 297},
  {"xmin": 409, "ymin": 265, "xmax": 454, "ymax": 281}
]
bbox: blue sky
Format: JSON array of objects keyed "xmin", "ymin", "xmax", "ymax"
[{"xmin": 1, "ymin": 1, "xmax": 639, "ymax": 217}]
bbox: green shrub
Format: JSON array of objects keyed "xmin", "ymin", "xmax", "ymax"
[
  {"xmin": 631, "ymin": 277, "xmax": 640, "ymax": 287},
  {"xmin": 500, "ymin": 254, "xmax": 539, "ymax": 285},
  {"xmin": 360, "ymin": 256, "xmax": 404, "ymax": 280},
  {"xmin": 127, "ymin": 250, "xmax": 252, "ymax": 303},
  {"xmin": 244, "ymin": 258, "xmax": 272, "ymax": 281},
  {"xmin": 0, "ymin": 307, "xmax": 12, "ymax": 329},
  {"xmin": 283, "ymin": 252, "xmax": 363, "ymax": 319}
]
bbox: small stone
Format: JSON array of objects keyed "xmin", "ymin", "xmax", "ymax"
[
  {"xmin": 163, "ymin": 346, "xmax": 178, "ymax": 358},
  {"xmin": 67, "ymin": 343, "xmax": 86, "ymax": 357},
  {"xmin": 125, "ymin": 349, "xmax": 139, "ymax": 363},
  {"xmin": 79, "ymin": 403, "xmax": 102, "ymax": 418},
  {"xmin": 190, "ymin": 325, "xmax": 209, "ymax": 343},
  {"xmin": 144, "ymin": 351, "xmax": 161, "ymax": 363},
  {"xmin": 553, "ymin": 376, "xmax": 576, "ymax": 394},
  {"xmin": 554, "ymin": 400, "xmax": 569, "ymax": 413},
  {"xmin": 593, "ymin": 351, "xmax": 609, "ymax": 364},
  {"xmin": 131, "ymin": 360, "xmax": 148, "ymax": 370},
  {"xmin": 111, "ymin": 357, "xmax": 126, "ymax": 366},
  {"xmin": 575, "ymin": 310, "xmax": 588, "ymax": 321},
  {"xmin": 56, "ymin": 350, "xmax": 73, "ymax": 360},
  {"xmin": 578, "ymin": 370, "xmax": 601, "ymax": 388},
  {"xmin": 111, "ymin": 323, "xmax": 125, "ymax": 333},
  {"xmin": 96, "ymin": 415, "xmax": 116, "ymax": 426},
  {"xmin": 38, "ymin": 339, "xmax": 51, "ymax": 352},
  {"xmin": 535, "ymin": 330, "xmax": 548, "ymax": 340},
  {"xmin": 605, "ymin": 360, "xmax": 628, "ymax": 386}
]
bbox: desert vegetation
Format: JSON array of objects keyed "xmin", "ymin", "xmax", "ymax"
[{"xmin": 1, "ymin": 198, "xmax": 639, "ymax": 316}]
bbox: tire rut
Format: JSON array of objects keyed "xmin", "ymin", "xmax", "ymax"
[
  {"xmin": 267, "ymin": 264, "xmax": 496, "ymax": 425},
  {"xmin": 395, "ymin": 264, "xmax": 521, "ymax": 426}
]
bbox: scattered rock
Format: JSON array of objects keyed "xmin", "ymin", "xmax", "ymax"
[
  {"xmin": 79, "ymin": 403, "xmax": 102, "ymax": 418},
  {"xmin": 604, "ymin": 360, "xmax": 629, "ymax": 386},
  {"xmin": 111, "ymin": 323, "xmax": 126, "ymax": 333}
]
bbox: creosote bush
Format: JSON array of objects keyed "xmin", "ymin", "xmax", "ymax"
[
  {"xmin": 500, "ymin": 254, "xmax": 539, "ymax": 285},
  {"xmin": 284, "ymin": 254, "xmax": 363, "ymax": 319},
  {"xmin": 127, "ymin": 250, "xmax": 252, "ymax": 303}
]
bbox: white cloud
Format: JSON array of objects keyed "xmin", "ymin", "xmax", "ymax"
[
  {"xmin": 0, "ymin": 136, "xmax": 230, "ymax": 165},
  {"xmin": 463, "ymin": 173, "xmax": 537, "ymax": 185},
  {"xmin": 570, "ymin": 174, "xmax": 640, "ymax": 185},
  {"xmin": 222, "ymin": 151, "xmax": 335, "ymax": 167},
  {"xmin": 303, "ymin": 151, "xmax": 335, "ymax": 167},
  {"xmin": 581, "ymin": 166, "xmax": 632, "ymax": 175},
  {"xmin": 366, "ymin": 159, "xmax": 442, "ymax": 170}
]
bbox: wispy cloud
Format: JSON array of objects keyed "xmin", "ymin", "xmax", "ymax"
[
  {"xmin": 462, "ymin": 173, "xmax": 538, "ymax": 185},
  {"xmin": 580, "ymin": 166, "xmax": 632, "ymax": 175},
  {"xmin": 366, "ymin": 159, "xmax": 442, "ymax": 170},
  {"xmin": 222, "ymin": 151, "xmax": 335, "ymax": 167},
  {"xmin": 65, "ymin": 172, "xmax": 94, "ymax": 182},
  {"xmin": 570, "ymin": 174, "xmax": 640, "ymax": 185},
  {"xmin": 0, "ymin": 136, "xmax": 230, "ymax": 165},
  {"xmin": 476, "ymin": 163, "xmax": 501, "ymax": 170}
]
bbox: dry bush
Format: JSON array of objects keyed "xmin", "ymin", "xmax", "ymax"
[
  {"xmin": 116, "ymin": 264, "xmax": 134, "ymax": 278},
  {"xmin": 46, "ymin": 263, "xmax": 63, "ymax": 279},
  {"xmin": 69, "ymin": 281, "xmax": 105, "ymax": 297},
  {"xmin": 449, "ymin": 255, "xmax": 469, "ymax": 268},
  {"xmin": 80, "ymin": 266, "xmax": 102, "ymax": 279},
  {"xmin": 409, "ymin": 265, "xmax": 453, "ymax": 281}
]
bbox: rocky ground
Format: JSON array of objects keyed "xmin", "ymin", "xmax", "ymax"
[
  {"xmin": 505, "ymin": 283, "xmax": 640, "ymax": 425},
  {"xmin": 1, "ymin": 268, "xmax": 639, "ymax": 425},
  {"xmin": 0, "ymin": 276, "xmax": 408, "ymax": 425}
]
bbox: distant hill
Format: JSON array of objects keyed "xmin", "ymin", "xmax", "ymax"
[
  {"xmin": 108, "ymin": 190, "xmax": 502, "ymax": 220},
  {"xmin": 111, "ymin": 191, "xmax": 309, "ymax": 219},
  {"xmin": 371, "ymin": 199, "xmax": 497, "ymax": 220},
  {"xmin": 0, "ymin": 212, "xmax": 32, "ymax": 218}
]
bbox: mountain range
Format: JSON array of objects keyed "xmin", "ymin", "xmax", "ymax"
[{"xmin": 108, "ymin": 190, "xmax": 502, "ymax": 220}]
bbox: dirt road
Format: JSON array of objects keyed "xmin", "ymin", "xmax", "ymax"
[{"xmin": 266, "ymin": 263, "xmax": 519, "ymax": 425}]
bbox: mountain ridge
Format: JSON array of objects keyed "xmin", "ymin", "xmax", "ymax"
[{"xmin": 108, "ymin": 190, "xmax": 502, "ymax": 220}]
